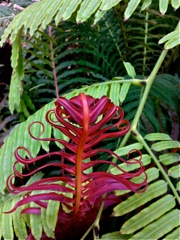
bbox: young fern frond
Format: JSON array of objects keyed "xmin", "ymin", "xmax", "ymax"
[
  {"xmin": 0, "ymin": 80, "xmax": 131, "ymax": 193},
  {"xmin": 0, "ymin": 93, "xmax": 148, "ymax": 240},
  {"xmin": 0, "ymin": 73, "xmax": 179, "ymax": 194}
]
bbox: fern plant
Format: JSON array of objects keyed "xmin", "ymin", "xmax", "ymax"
[
  {"xmin": 0, "ymin": 0, "xmax": 179, "ymax": 239},
  {"xmin": 3, "ymin": 93, "xmax": 148, "ymax": 239}
]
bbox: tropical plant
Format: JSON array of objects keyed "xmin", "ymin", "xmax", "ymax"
[
  {"xmin": 0, "ymin": 0, "xmax": 179, "ymax": 239},
  {"xmin": 4, "ymin": 93, "xmax": 148, "ymax": 239}
]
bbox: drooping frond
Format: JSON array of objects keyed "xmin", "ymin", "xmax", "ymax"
[
  {"xmin": 2, "ymin": 1, "xmax": 179, "ymax": 113},
  {"xmin": 7, "ymin": 5, "xmax": 179, "ymax": 113},
  {"xmin": 0, "ymin": 0, "xmax": 179, "ymax": 46}
]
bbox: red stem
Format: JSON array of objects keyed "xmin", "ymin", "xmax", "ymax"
[{"xmin": 74, "ymin": 93, "xmax": 89, "ymax": 213}]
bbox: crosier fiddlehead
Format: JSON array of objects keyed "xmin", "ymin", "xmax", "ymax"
[{"xmin": 6, "ymin": 93, "xmax": 147, "ymax": 239}]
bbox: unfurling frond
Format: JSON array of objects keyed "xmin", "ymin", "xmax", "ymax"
[{"xmin": 4, "ymin": 93, "xmax": 147, "ymax": 239}]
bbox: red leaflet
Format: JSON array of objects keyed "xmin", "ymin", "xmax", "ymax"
[{"xmin": 6, "ymin": 93, "xmax": 147, "ymax": 239}]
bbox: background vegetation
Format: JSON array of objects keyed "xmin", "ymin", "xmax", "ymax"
[{"xmin": 0, "ymin": 0, "xmax": 179, "ymax": 239}]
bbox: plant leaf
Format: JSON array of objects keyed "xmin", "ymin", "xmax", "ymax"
[
  {"xmin": 176, "ymin": 182, "xmax": 180, "ymax": 191},
  {"xmin": 151, "ymin": 141, "xmax": 180, "ymax": 151},
  {"xmin": 123, "ymin": 62, "xmax": 136, "ymax": 78},
  {"xmin": 168, "ymin": 165, "xmax": 180, "ymax": 178},
  {"xmin": 29, "ymin": 202, "xmax": 43, "ymax": 240},
  {"xmin": 113, "ymin": 180, "xmax": 167, "ymax": 217},
  {"xmin": 101, "ymin": 232, "xmax": 132, "ymax": 239},
  {"xmin": 130, "ymin": 209, "xmax": 180, "ymax": 239},
  {"xmin": 100, "ymin": 0, "xmax": 122, "ymax": 11},
  {"xmin": 76, "ymin": 0, "xmax": 102, "ymax": 23},
  {"xmin": 163, "ymin": 226, "xmax": 180, "ymax": 240},
  {"xmin": 55, "ymin": 0, "xmax": 82, "ymax": 22},
  {"xmin": 41, "ymin": 208, "xmax": 55, "ymax": 238},
  {"xmin": 12, "ymin": 198, "xmax": 28, "ymax": 239},
  {"xmin": 46, "ymin": 200, "xmax": 60, "ymax": 231},
  {"xmin": 120, "ymin": 195, "xmax": 176, "ymax": 234},
  {"xmin": 159, "ymin": 153, "xmax": 180, "ymax": 165},
  {"xmin": 124, "ymin": 0, "xmax": 141, "ymax": 21},
  {"xmin": 2, "ymin": 200, "xmax": 14, "ymax": 240},
  {"xmin": 119, "ymin": 82, "xmax": 131, "ymax": 104},
  {"xmin": 159, "ymin": 0, "xmax": 169, "ymax": 15},
  {"xmin": 141, "ymin": 0, "xmax": 152, "ymax": 11},
  {"xmin": 109, "ymin": 82, "xmax": 121, "ymax": 105},
  {"xmin": 145, "ymin": 133, "xmax": 172, "ymax": 141},
  {"xmin": 171, "ymin": 0, "xmax": 180, "ymax": 10},
  {"xmin": 9, "ymin": 27, "xmax": 24, "ymax": 113},
  {"xmin": 158, "ymin": 23, "xmax": 180, "ymax": 49},
  {"xmin": 114, "ymin": 143, "xmax": 143, "ymax": 156}
]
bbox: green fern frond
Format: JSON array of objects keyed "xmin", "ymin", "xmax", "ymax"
[
  {"xmin": 101, "ymin": 134, "xmax": 180, "ymax": 240},
  {"xmin": 120, "ymin": 194, "xmax": 176, "ymax": 234},
  {"xmin": 3, "ymin": 5, "xmax": 179, "ymax": 112},
  {"xmin": 119, "ymin": 7, "xmax": 179, "ymax": 75},
  {"xmin": 122, "ymin": 74, "xmax": 180, "ymax": 135},
  {"xmin": 1, "ymin": 0, "xmax": 179, "ymax": 46},
  {"xmin": 20, "ymin": 20, "xmax": 125, "ymax": 107}
]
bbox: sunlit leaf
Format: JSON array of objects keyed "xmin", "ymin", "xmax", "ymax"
[
  {"xmin": 159, "ymin": 153, "xmax": 180, "ymax": 165},
  {"xmin": 159, "ymin": 0, "xmax": 169, "ymax": 15},
  {"xmin": 151, "ymin": 141, "xmax": 180, "ymax": 151},
  {"xmin": 130, "ymin": 209, "xmax": 180, "ymax": 239},
  {"xmin": 168, "ymin": 165, "xmax": 180, "ymax": 178},
  {"xmin": 145, "ymin": 133, "xmax": 172, "ymax": 141},
  {"xmin": 113, "ymin": 180, "xmax": 167, "ymax": 216},
  {"xmin": 124, "ymin": 0, "xmax": 141, "ymax": 21},
  {"xmin": 120, "ymin": 195, "xmax": 175, "ymax": 234},
  {"xmin": 123, "ymin": 61, "xmax": 136, "ymax": 78},
  {"xmin": 171, "ymin": 0, "xmax": 180, "ymax": 10},
  {"xmin": 141, "ymin": 0, "xmax": 152, "ymax": 11}
]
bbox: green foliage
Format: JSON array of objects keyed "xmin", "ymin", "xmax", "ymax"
[
  {"xmin": 158, "ymin": 22, "xmax": 180, "ymax": 49},
  {"xmin": 0, "ymin": 0, "xmax": 179, "ymax": 239},
  {"xmin": 0, "ymin": 173, "xmax": 59, "ymax": 239},
  {"xmin": 0, "ymin": 0, "xmax": 179, "ymax": 43},
  {"xmin": 0, "ymin": 75, "xmax": 179, "ymax": 192},
  {"xmin": 123, "ymin": 74, "xmax": 180, "ymax": 136},
  {"xmin": 101, "ymin": 136, "xmax": 180, "ymax": 239},
  {"xmin": 2, "ymin": 2, "xmax": 179, "ymax": 113},
  {"xmin": 1, "ymin": 135, "xmax": 179, "ymax": 239}
]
